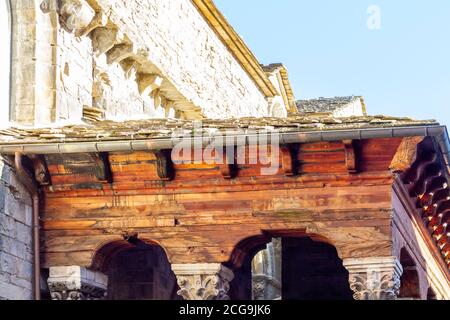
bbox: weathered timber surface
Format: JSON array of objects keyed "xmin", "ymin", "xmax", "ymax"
[
  {"xmin": 39, "ymin": 139, "xmax": 405, "ymax": 269},
  {"xmin": 41, "ymin": 184, "xmax": 394, "ymax": 268}
]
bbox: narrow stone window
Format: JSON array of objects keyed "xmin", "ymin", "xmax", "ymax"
[{"xmin": 0, "ymin": 0, "xmax": 11, "ymax": 127}]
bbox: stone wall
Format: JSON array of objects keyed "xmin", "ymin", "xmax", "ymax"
[
  {"xmin": 11, "ymin": 0, "xmax": 272, "ymax": 126},
  {"xmin": 0, "ymin": 158, "xmax": 33, "ymax": 300},
  {"xmin": 94, "ymin": 0, "xmax": 269, "ymax": 119}
]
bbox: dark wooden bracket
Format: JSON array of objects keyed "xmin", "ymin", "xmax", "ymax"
[
  {"xmin": 29, "ymin": 155, "xmax": 51, "ymax": 186},
  {"xmin": 155, "ymin": 150, "xmax": 175, "ymax": 181},
  {"xmin": 280, "ymin": 145, "xmax": 295, "ymax": 176},
  {"xmin": 219, "ymin": 148, "xmax": 238, "ymax": 179},
  {"xmin": 94, "ymin": 153, "xmax": 113, "ymax": 184},
  {"xmin": 343, "ymin": 140, "xmax": 357, "ymax": 174}
]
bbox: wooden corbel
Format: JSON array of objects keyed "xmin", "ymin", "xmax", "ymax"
[
  {"xmin": 343, "ymin": 140, "xmax": 357, "ymax": 174},
  {"xmin": 155, "ymin": 150, "xmax": 175, "ymax": 181},
  {"xmin": 280, "ymin": 145, "xmax": 295, "ymax": 176}
]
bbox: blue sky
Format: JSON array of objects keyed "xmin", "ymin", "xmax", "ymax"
[{"xmin": 215, "ymin": 0, "xmax": 450, "ymax": 126}]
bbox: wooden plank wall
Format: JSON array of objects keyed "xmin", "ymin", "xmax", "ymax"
[{"xmin": 39, "ymin": 138, "xmax": 403, "ymax": 269}]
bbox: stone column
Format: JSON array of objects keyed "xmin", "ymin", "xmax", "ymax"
[
  {"xmin": 343, "ymin": 257, "xmax": 403, "ymax": 300},
  {"xmin": 47, "ymin": 266, "xmax": 108, "ymax": 300},
  {"xmin": 171, "ymin": 263, "xmax": 234, "ymax": 300}
]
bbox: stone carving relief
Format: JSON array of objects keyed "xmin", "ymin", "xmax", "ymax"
[
  {"xmin": 348, "ymin": 269, "xmax": 401, "ymax": 300},
  {"xmin": 343, "ymin": 257, "xmax": 403, "ymax": 300},
  {"xmin": 252, "ymin": 275, "xmax": 281, "ymax": 300},
  {"xmin": 48, "ymin": 282, "xmax": 107, "ymax": 300},
  {"xmin": 251, "ymin": 238, "xmax": 282, "ymax": 300},
  {"xmin": 47, "ymin": 266, "xmax": 108, "ymax": 301},
  {"xmin": 172, "ymin": 264, "xmax": 235, "ymax": 300}
]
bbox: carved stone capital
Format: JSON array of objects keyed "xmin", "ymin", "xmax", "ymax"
[
  {"xmin": 252, "ymin": 274, "xmax": 282, "ymax": 300},
  {"xmin": 343, "ymin": 257, "xmax": 403, "ymax": 300},
  {"xmin": 47, "ymin": 266, "xmax": 108, "ymax": 300},
  {"xmin": 171, "ymin": 264, "xmax": 234, "ymax": 300}
]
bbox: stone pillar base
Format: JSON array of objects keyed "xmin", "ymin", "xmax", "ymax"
[
  {"xmin": 343, "ymin": 256, "xmax": 403, "ymax": 300},
  {"xmin": 171, "ymin": 263, "xmax": 234, "ymax": 300},
  {"xmin": 47, "ymin": 266, "xmax": 108, "ymax": 300}
]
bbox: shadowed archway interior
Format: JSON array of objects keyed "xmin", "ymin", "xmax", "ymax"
[
  {"xmin": 229, "ymin": 236, "xmax": 353, "ymax": 300},
  {"xmin": 103, "ymin": 240, "xmax": 180, "ymax": 300}
]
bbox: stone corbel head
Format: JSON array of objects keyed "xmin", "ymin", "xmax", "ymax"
[{"xmin": 59, "ymin": 0, "xmax": 95, "ymax": 34}]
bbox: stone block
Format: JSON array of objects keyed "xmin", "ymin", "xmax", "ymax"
[
  {"xmin": 0, "ymin": 214, "xmax": 17, "ymax": 239},
  {"xmin": 0, "ymin": 281, "xmax": 32, "ymax": 300},
  {"xmin": 16, "ymin": 222, "xmax": 32, "ymax": 245},
  {"xmin": 0, "ymin": 251, "xmax": 18, "ymax": 275}
]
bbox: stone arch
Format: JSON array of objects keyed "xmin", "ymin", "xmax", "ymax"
[
  {"xmin": 91, "ymin": 237, "xmax": 179, "ymax": 300},
  {"xmin": 227, "ymin": 234, "xmax": 274, "ymax": 300},
  {"xmin": 281, "ymin": 237, "xmax": 352, "ymax": 300},
  {"xmin": 227, "ymin": 230, "xmax": 334, "ymax": 269},
  {"xmin": 398, "ymin": 248, "xmax": 421, "ymax": 299},
  {"xmin": 0, "ymin": 0, "xmax": 11, "ymax": 127},
  {"xmin": 90, "ymin": 237, "xmax": 169, "ymax": 273},
  {"xmin": 228, "ymin": 231, "xmax": 352, "ymax": 300}
]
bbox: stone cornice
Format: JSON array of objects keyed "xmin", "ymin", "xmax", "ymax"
[{"xmin": 191, "ymin": 0, "xmax": 278, "ymax": 98}]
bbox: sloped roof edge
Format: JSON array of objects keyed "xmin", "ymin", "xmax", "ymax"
[
  {"xmin": 263, "ymin": 64, "xmax": 297, "ymax": 114},
  {"xmin": 191, "ymin": 0, "xmax": 278, "ymax": 97}
]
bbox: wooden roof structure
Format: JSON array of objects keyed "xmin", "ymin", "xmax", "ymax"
[{"xmin": 1, "ymin": 113, "xmax": 449, "ymax": 289}]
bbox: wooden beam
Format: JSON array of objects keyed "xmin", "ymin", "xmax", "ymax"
[
  {"xmin": 218, "ymin": 149, "xmax": 237, "ymax": 179},
  {"xmin": 155, "ymin": 150, "xmax": 175, "ymax": 181},
  {"xmin": 343, "ymin": 140, "xmax": 357, "ymax": 174},
  {"xmin": 95, "ymin": 153, "xmax": 113, "ymax": 184},
  {"xmin": 390, "ymin": 136, "xmax": 424, "ymax": 173},
  {"xmin": 30, "ymin": 155, "xmax": 51, "ymax": 186},
  {"xmin": 280, "ymin": 145, "xmax": 295, "ymax": 176}
]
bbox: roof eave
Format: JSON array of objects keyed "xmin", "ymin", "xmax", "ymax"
[{"xmin": 0, "ymin": 125, "xmax": 447, "ymax": 157}]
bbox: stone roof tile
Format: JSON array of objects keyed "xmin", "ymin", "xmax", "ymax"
[{"xmin": 0, "ymin": 114, "xmax": 437, "ymax": 144}]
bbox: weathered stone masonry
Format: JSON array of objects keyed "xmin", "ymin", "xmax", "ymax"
[
  {"xmin": 11, "ymin": 0, "xmax": 277, "ymax": 127},
  {"xmin": 0, "ymin": 159, "xmax": 33, "ymax": 300}
]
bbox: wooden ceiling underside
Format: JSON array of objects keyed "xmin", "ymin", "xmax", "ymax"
[{"xmin": 400, "ymin": 137, "xmax": 450, "ymax": 271}]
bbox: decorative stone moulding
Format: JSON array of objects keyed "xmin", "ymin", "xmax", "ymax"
[
  {"xmin": 106, "ymin": 44, "xmax": 139, "ymax": 65},
  {"xmin": 42, "ymin": 0, "xmax": 202, "ymax": 119},
  {"xmin": 343, "ymin": 256, "xmax": 403, "ymax": 300},
  {"xmin": 91, "ymin": 28, "xmax": 126, "ymax": 56},
  {"xmin": 77, "ymin": 11, "xmax": 108, "ymax": 37},
  {"xmin": 138, "ymin": 74, "xmax": 164, "ymax": 97},
  {"xmin": 47, "ymin": 266, "xmax": 108, "ymax": 300},
  {"xmin": 171, "ymin": 264, "xmax": 235, "ymax": 300}
]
